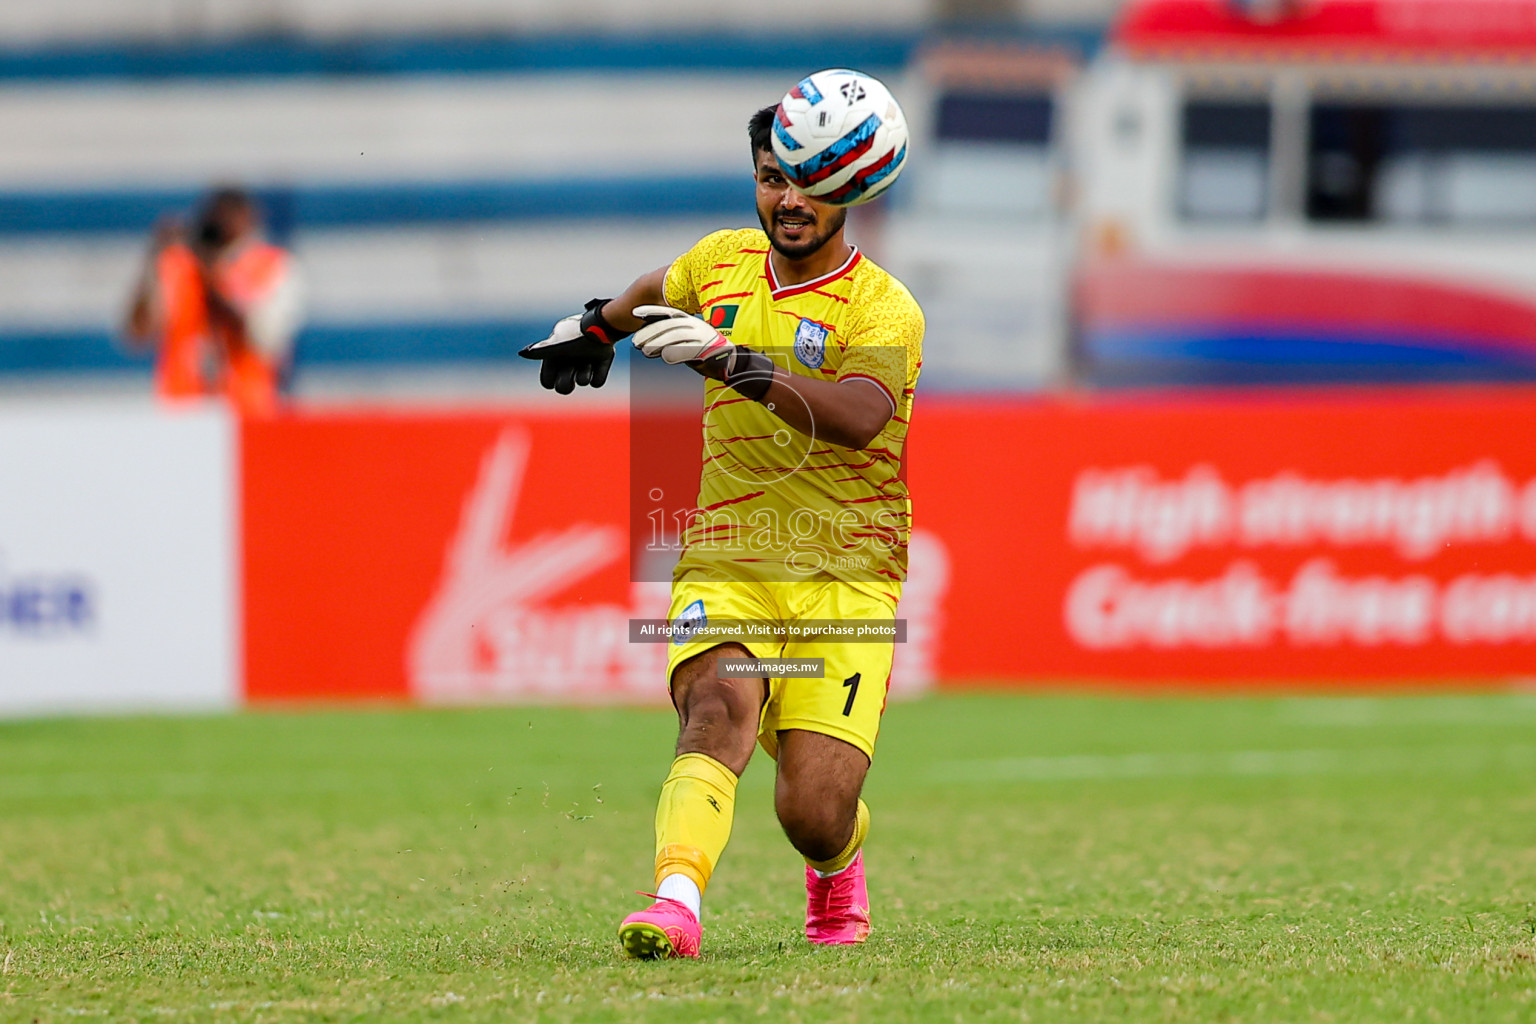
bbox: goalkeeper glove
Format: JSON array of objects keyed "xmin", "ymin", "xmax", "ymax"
[
  {"xmin": 519, "ymin": 298, "xmax": 628, "ymax": 394},
  {"xmin": 631, "ymin": 304, "xmax": 779, "ymax": 402}
]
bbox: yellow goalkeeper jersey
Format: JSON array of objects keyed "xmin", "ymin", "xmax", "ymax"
[{"xmin": 662, "ymin": 227, "xmax": 924, "ymax": 589}]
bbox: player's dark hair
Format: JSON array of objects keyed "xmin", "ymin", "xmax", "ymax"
[{"xmin": 749, "ymin": 105, "xmax": 777, "ymax": 158}]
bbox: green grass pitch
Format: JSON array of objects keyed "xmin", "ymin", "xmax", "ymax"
[{"xmin": 3, "ymin": 692, "xmax": 1535, "ymax": 1022}]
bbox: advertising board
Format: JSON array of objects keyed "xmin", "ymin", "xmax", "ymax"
[
  {"xmin": 242, "ymin": 410, "xmax": 948, "ymax": 704},
  {"xmin": 918, "ymin": 391, "xmax": 1536, "ymax": 686},
  {"xmin": 0, "ymin": 404, "xmax": 236, "ymax": 714},
  {"xmin": 244, "ymin": 390, "xmax": 1536, "ymax": 701}
]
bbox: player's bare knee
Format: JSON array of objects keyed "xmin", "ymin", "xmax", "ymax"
[
  {"xmin": 672, "ymin": 649, "xmax": 762, "ymax": 774},
  {"xmin": 774, "ymin": 789, "xmax": 855, "ymax": 862},
  {"xmin": 775, "ymin": 805, "xmax": 849, "ymax": 863},
  {"xmin": 676, "ymin": 691, "xmax": 755, "ymax": 770}
]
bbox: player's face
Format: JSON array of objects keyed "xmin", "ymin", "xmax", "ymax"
[{"xmin": 755, "ymin": 150, "xmax": 846, "ymax": 261}]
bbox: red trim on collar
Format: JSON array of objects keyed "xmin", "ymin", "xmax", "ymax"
[{"xmin": 766, "ymin": 246, "xmax": 862, "ymax": 301}]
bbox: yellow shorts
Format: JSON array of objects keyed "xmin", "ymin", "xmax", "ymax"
[{"xmin": 665, "ymin": 574, "xmax": 899, "ymax": 761}]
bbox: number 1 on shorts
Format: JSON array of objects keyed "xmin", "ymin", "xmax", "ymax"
[{"xmin": 841, "ymin": 672, "xmax": 861, "ymax": 717}]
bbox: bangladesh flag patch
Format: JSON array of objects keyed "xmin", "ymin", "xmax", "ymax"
[{"xmin": 707, "ymin": 304, "xmax": 739, "ymax": 330}]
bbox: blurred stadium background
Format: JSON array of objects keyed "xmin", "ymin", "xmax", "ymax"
[
  {"xmin": 8, "ymin": 2, "xmax": 1536, "ymax": 1018},
  {"xmin": 11, "ymin": 0, "xmax": 1536, "ymax": 713},
  {"xmin": 0, "ymin": 0, "xmax": 1111, "ymax": 403}
]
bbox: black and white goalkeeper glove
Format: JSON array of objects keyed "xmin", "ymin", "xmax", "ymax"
[
  {"xmin": 631, "ymin": 305, "xmax": 779, "ymax": 402},
  {"xmin": 518, "ymin": 298, "xmax": 628, "ymax": 395}
]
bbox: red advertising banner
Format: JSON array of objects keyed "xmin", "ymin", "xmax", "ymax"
[
  {"xmin": 242, "ymin": 412, "xmax": 639, "ymax": 702},
  {"xmin": 917, "ymin": 389, "xmax": 1536, "ymax": 687},
  {"xmin": 243, "ymin": 390, "xmax": 1536, "ymax": 701},
  {"xmin": 241, "ymin": 409, "xmax": 944, "ymax": 703}
]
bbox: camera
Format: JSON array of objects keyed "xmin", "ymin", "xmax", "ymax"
[{"xmin": 194, "ymin": 212, "xmax": 231, "ymax": 250}]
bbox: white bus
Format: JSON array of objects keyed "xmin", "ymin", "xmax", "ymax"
[{"xmin": 1072, "ymin": 0, "xmax": 1536, "ymax": 386}]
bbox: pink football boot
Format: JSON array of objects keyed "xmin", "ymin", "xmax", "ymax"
[
  {"xmin": 804, "ymin": 850, "xmax": 871, "ymax": 945},
  {"xmin": 618, "ymin": 894, "xmax": 702, "ymax": 959}
]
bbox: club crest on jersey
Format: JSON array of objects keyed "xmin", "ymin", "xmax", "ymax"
[
  {"xmin": 794, "ymin": 319, "xmax": 828, "ymax": 369},
  {"xmin": 672, "ymin": 599, "xmax": 706, "ymax": 646},
  {"xmin": 707, "ymin": 304, "xmax": 739, "ymax": 331}
]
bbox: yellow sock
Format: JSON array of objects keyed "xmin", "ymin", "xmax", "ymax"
[
  {"xmin": 653, "ymin": 753, "xmax": 739, "ymax": 893},
  {"xmin": 806, "ymin": 799, "xmax": 870, "ymax": 875}
]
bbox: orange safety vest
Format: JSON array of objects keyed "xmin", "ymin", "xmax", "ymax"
[{"xmin": 153, "ymin": 241, "xmax": 291, "ymax": 417}]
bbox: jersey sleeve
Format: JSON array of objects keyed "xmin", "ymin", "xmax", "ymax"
[
  {"xmin": 837, "ymin": 281, "xmax": 924, "ymax": 411},
  {"xmin": 663, "ymin": 230, "xmax": 751, "ymax": 314}
]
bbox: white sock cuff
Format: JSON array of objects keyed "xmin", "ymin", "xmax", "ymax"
[{"xmin": 656, "ymin": 873, "xmax": 703, "ymax": 919}]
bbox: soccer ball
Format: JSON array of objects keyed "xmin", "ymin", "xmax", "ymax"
[{"xmin": 771, "ymin": 68, "xmax": 909, "ymax": 207}]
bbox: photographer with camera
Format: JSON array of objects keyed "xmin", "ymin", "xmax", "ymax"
[{"xmin": 124, "ymin": 187, "xmax": 302, "ymax": 417}]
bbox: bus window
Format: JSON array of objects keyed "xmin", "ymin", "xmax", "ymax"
[
  {"xmin": 1309, "ymin": 103, "xmax": 1536, "ymax": 226},
  {"xmin": 924, "ymin": 91, "xmax": 1055, "ymax": 218},
  {"xmin": 1178, "ymin": 100, "xmax": 1271, "ymax": 223}
]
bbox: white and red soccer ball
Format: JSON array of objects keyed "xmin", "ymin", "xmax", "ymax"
[{"xmin": 770, "ymin": 68, "xmax": 909, "ymax": 207}]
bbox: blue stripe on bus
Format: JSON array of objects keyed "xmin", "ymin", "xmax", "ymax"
[{"xmin": 1082, "ymin": 327, "xmax": 1536, "ymax": 385}]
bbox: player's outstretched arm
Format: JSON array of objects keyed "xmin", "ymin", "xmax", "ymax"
[
  {"xmin": 759, "ymin": 374, "xmax": 894, "ymax": 451},
  {"xmin": 518, "ymin": 267, "xmax": 668, "ymax": 394},
  {"xmin": 596, "ymin": 268, "xmax": 669, "ymax": 334},
  {"xmin": 631, "ymin": 305, "xmax": 893, "ymax": 450}
]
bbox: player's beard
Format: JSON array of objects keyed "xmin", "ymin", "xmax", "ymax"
[{"xmin": 758, "ymin": 203, "xmax": 847, "ymax": 262}]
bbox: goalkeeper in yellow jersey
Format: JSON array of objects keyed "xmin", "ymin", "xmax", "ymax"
[{"xmin": 520, "ymin": 103, "xmax": 923, "ymax": 959}]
